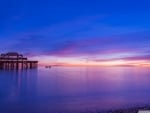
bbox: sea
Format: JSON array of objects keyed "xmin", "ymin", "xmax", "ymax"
[{"xmin": 0, "ymin": 66, "xmax": 150, "ymax": 113}]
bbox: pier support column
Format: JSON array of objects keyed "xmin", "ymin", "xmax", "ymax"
[
  {"xmin": 21, "ymin": 61, "xmax": 23, "ymax": 69},
  {"xmin": 16, "ymin": 62, "xmax": 19, "ymax": 70}
]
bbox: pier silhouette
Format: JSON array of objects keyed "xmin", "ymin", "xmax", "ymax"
[{"xmin": 0, "ymin": 52, "xmax": 38, "ymax": 70}]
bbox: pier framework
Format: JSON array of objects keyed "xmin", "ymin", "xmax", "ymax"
[{"xmin": 0, "ymin": 52, "xmax": 38, "ymax": 70}]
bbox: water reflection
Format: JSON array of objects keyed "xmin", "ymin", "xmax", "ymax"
[
  {"xmin": 0, "ymin": 67, "xmax": 150, "ymax": 112},
  {"xmin": 0, "ymin": 69, "xmax": 38, "ymax": 101},
  {"xmin": 35, "ymin": 67, "xmax": 150, "ymax": 112}
]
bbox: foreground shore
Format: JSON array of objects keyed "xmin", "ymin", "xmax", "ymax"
[{"xmin": 80, "ymin": 105, "xmax": 150, "ymax": 113}]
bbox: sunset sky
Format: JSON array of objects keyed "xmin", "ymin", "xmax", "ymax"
[{"xmin": 0, "ymin": 0, "xmax": 150, "ymax": 66}]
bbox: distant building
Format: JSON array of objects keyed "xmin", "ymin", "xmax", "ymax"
[{"xmin": 0, "ymin": 52, "xmax": 38, "ymax": 70}]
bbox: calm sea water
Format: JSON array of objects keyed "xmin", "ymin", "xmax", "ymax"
[{"xmin": 0, "ymin": 67, "xmax": 150, "ymax": 113}]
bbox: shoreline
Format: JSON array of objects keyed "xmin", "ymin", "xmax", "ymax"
[{"xmin": 90, "ymin": 105, "xmax": 150, "ymax": 113}]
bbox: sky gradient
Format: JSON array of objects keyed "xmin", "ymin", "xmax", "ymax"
[{"xmin": 1, "ymin": 0, "xmax": 150, "ymax": 66}]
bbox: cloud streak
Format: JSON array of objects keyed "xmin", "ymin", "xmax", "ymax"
[{"xmin": 10, "ymin": 30, "xmax": 150, "ymax": 57}]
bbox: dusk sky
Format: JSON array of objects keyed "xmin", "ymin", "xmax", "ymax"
[{"xmin": 1, "ymin": 0, "xmax": 150, "ymax": 66}]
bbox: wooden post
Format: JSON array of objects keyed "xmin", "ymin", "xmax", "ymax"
[{"xmin": 21, "ymin": 61, "xmax": 23, "ymax": 69}]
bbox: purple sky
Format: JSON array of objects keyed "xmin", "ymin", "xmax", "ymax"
[{"xmin": 0, "ymin": 0, "xmax": 150, "ymax": 66}]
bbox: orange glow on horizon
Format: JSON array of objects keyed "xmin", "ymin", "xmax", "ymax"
[
  {"xmin": 38, "ymin": 60, "xmax": 150, "ymax": 67},
  {"xmin": 29, "ymin": 55, "xmax": 150, "ymax": 67}
]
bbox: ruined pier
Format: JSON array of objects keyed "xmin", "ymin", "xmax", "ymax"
[{"xmin": 0, "ymin": 52, "xmax": 38, "ymax": 70}]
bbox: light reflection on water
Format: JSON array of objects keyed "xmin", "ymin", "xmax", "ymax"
[{"xmin": 0, "ymin": 67, "xmax": 150, "ymax": 112}]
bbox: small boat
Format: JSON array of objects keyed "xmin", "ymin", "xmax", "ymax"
[{"xmin": 45, "ymin": 66, "xmax": 52, "ymax": 68}]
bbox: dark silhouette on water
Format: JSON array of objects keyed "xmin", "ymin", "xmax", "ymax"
[
  {"xmin": 0, "ymin": 52, "xmax": 38, "ymax": 70},
  {"xmin": 45, "ymin": 65, "xmax": 52, "ymax": 69}
]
